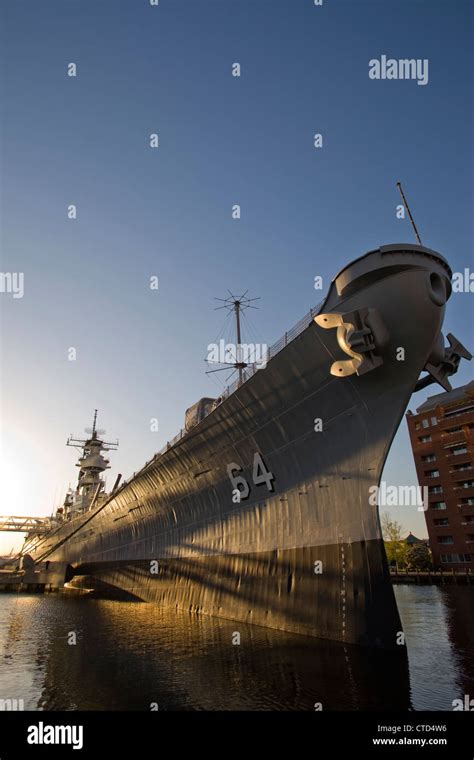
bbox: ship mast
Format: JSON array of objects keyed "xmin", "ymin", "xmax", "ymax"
[
  {"xmin": 234, "ymin": 298, "xmax": 244, "ymax": 386},
  {"xmin": 91, "ymin": 408, "xmax": 98, "ymax": 436},
  {"xmin": 66, "ymin": 410, "xmax": 119, "ymax": 516},
  {"xmin": 207, "ymin": 291, "xmax": 260, "ymax": 388},
  {"xmin": 396, "ymin": 181, "xmax": 422, "ymax": 245}
]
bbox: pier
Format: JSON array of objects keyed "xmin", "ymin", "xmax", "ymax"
[
  {"xmin": 0, "ymin": 558, "xmax": 71, "ymax": 594},
  {"xmin": 390, "ymin": 567, "xmax": 473, "ymax": 585}
]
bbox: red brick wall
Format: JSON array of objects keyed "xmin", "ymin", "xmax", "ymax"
[{"xmin": 406, "ymin": 395, "xmax": 474, "ymax": 570}]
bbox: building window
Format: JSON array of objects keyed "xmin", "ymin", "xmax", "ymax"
[
  {"xmin": 453, "ymin": 447, "xmax": 468, "ymax": 455},
  {"xmin": 454, "ymin": 463, "xmax": 472, "ymax": 471},
  {"xmin": 431, "ymin": 416, "xmax": 438, "ymax": 426},
  {"xmin": 421, "ymin": 454, "xmax": 436, "ymax": 462},
  {"xmin": 438, "ymin": 536, "xmax": 454, "ymax": 544},
  {"xmin": 415, "ymin": 422, "xmax": 420, "ymax": 430},
  {"xmin": 432, "ymin": 502, "xmax": 447, "ymax": 510},
  {"xmin": 461, "ymin": 498, "xmax": 474, "ymax": 506},
  {"xmin": 419, "ymin": 435, "xmax": 432, "ymax": 443},
  {"xmin": 422, "ymin": 419, "xmax": 430, "ymax": 428},
  {"xmin": 440, "ymin": 553, "xmax": 471, "ymax": 563},
  {"xmin": 446, "ymin": 426, "xmax": 462, "ymax": 434},
  {"xmin": 462, "ymin": 481, "xmax": 474, "ymax": 489},
  {"xmin": 429, "ymin": 486, "xmax": 443, "ymax": 494},
  {"xmin": 425, "ymin": 470, "xmax": 440, "ymax": 478},
  {"xmin": 434, "ymin": 518, "xmax": 449, "ymax": 526},
  {"xmin": 463, "ymin": 516, "xmax": 474, "ymax": 524}
]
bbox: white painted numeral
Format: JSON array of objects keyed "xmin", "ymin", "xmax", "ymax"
[
  {"xmin": 227, "ymin": 463, "xmax": 250, "ymax": 500},
  {"xmin": 252, "ymin": 452, "xmax": 274, "ymax": 492},
  {"xmin": 227, "ymin": 453, "xmax": 275, "ymax": 498}
]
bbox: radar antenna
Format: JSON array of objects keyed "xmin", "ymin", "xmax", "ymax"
[{"xmin": 206, "ymin": 291, "xmax": 260, "ymax": 387}]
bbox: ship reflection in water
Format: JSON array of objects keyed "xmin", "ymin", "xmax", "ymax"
[{"xmin": 0, "ymin": 586, "xmax": 472, "ymax": 711}]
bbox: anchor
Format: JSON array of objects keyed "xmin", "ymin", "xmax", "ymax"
[
  {"xmin": 315, "ymin": 307, "xmax": 389, "ymax": 378},
  {"xmin": 414, "ymin": 332, "xmax": 472, "ymax": 392}
]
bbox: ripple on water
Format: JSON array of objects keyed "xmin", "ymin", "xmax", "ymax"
[{"xmin": 0, "ymin": 586, "xmax": 472, "ymax": 710}]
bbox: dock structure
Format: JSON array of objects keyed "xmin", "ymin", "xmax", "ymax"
[
  {"xmin": 0, "ymin": 515, "xmax": 65, "ymax": 591},
  {"xmin": 390, "ymin": 568, "xmax": 473, "ymax": 585},
  {"xmin": 0, "ymin": 515, "xmax": 51, "ymax": 534},
  {"xmin": 0, "ymin": 556, "xmax": 72, "ymax": 593}
]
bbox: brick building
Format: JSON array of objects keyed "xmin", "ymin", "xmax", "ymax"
[{"xmin": 406, "ymin": 380, "xmax": 474, "ymax": 570}]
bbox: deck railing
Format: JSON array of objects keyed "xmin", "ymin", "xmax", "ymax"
[{"xmin": 118, "ymin": 301, "xmax": 322, "ymax": 489}]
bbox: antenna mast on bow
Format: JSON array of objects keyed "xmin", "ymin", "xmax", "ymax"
[
  {"xmin": 207, "ymin": 291, "xmax": 260, "ymax": 387},
  {"xmin": 396, "ymin": 181, "xmax": 422, "ymax": 245}
]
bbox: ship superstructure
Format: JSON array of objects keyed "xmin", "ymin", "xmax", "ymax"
[{"xmin": 62, "ymin": 410, "xmax": 119, "ymax": 519}]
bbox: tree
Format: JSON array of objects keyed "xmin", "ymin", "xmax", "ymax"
[
  {"xmin": 381, "ymin": 512, "xmax": 403, "ymax": 542},
  {"xmin": 406, "ymin": 543, "xmax": 432, "ymax": 571},
  {"xmin": 381, "ymin": 512, "xmax": 408, "ymax": 569}
]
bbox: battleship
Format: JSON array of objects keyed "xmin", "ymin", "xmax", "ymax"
[{"xmin": 19, "ymin": 241, "xmax": 471, "ymax": 650}]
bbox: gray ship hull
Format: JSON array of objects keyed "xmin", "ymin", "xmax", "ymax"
[{"xmin": 29, "ymin": 244, "xmax": 453, "ymax": 649}]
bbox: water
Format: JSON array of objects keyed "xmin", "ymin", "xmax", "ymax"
[{"xmin": 0, "ymin": 586, "xmax": 472, "ymax": 711}]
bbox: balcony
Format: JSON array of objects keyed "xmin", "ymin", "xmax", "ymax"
[
  {"xmin": 454, "ymin": 486, "xmax": 474, "ymax": 497},
  {"xmin": 444, "ymin": 440, "xmax": 468, "ymax": 450},
  {"xmin": 445, "ymin": 452, "xmax": 472, "ymax": 465},
  {"xmin": 439, "ymin": 408, "xmax": 474, "ymax": 428},
  {"xmin": 449, "ymin": 465, "xmax": 473, "ymax": 475},
  {"xmin": 441, "ymin": 428, "xmax": 465, "ymax": 439}
]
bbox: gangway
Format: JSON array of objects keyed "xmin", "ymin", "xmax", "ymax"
[{"xmin": 0, "ymin": 516, "xmax": 51, "ymax": 533}]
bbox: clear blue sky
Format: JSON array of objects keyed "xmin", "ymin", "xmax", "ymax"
[{"xmin": 0, "ymin": 0, "xmax": 473, "ymax": 552}]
